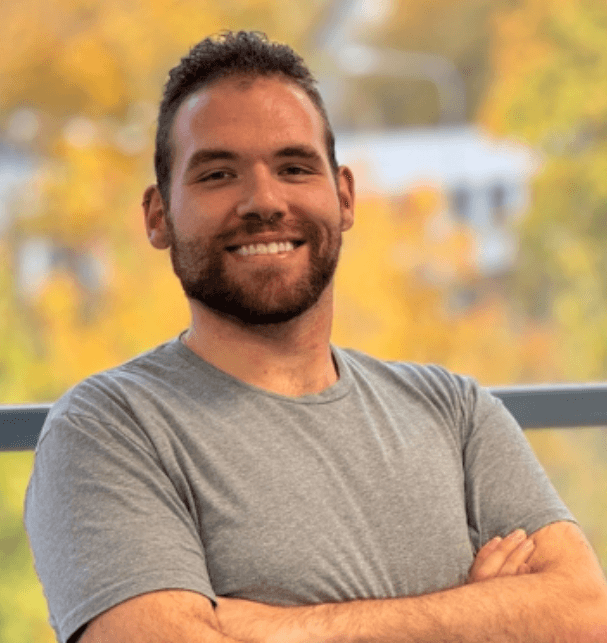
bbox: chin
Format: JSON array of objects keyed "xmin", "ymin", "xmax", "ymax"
[{"xmin": 195, "ymin": 284, "xmax": 325, "ymax": 325}]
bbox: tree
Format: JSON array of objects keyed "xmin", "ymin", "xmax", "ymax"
[
  {"xmin": 324, "ymin": 0, "xmax": 513, "ymax": 129},
  {"xmin": 1, "ymin": 2, "xmax": 604, "ymax": 641},
  {"xmin": 333, "ymin": 187, "xmax": 563, "ymax": 384},
  {"xmin": 479, "ymin": 0, "xmax": 607, "ymax": 381},
  {"xmin": 479, "ymin": 0, "xmax": 607, "ymax": 572}
]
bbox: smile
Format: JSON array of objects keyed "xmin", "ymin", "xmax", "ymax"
[{"xmin": 233, "ymin": 241, "xmax": 302, "ymax": 257}]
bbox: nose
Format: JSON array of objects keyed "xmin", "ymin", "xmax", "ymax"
[{"xmin": 236, "ymin": 166, "xmax": 285, "ymax": 224}]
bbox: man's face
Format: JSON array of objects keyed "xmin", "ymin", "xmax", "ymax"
[{"xmin": 162, "ymin": 75, "xmax": 354, "ymax": 325}]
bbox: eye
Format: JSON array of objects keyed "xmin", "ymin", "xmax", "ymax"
[
  {"xmin": 199, "ymin": 170, "xmax": 234, "ymax": 182},
  {"xmin": 282, "ymin": 165, "xmax": 312, "ymax": 176}
]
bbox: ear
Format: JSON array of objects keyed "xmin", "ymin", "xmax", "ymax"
[
  {"xmin": 143, "ymin": 185, "xmax": 170, "ymax": 249},
  {"xmin": 337, "ymin": 166, "xmax": 355, "ymax": 231}
]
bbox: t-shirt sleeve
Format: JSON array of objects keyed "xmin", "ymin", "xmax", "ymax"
[
  {"xmin": 462, "ymin": 381, "xmax": 577, "ymax": 554},
  {"xmin": 24, "ymin": 405, "xmax": 216, "ymax": 643}
]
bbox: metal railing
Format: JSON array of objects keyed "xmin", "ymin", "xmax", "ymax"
[{"xmin": 1, "ymin": 382, "xmax": 606, "ymax": 451}]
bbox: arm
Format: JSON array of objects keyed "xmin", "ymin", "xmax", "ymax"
[
  {"xmin": 79, "ymin": 589, "xmax": 245, "ymax": 643},
  {"xmin": 25, "ymin": 410, "xmax": 226, "ymax": 643},
  {"xmin": 215, "ymin": 521, "xmax": 607, "ymax": 643}
]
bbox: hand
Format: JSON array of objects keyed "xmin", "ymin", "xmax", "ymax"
[{"xmin": 467, "ymin": 529, "xmax": 535, "ymax": 583}]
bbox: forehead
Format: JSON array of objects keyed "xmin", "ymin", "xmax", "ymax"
[{"xmin": 170, "ymin": 75, "xmax": 327, "ymax": 162}]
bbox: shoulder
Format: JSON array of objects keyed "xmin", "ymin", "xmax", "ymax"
[
  {"xmin": 334, "ymin": 346, "xmax": 509, "ymax": 440},
  {"xmin": 336, "ymin": 345, "xmax": 482, "ymax": 404},
  {"xmin": 39, "ymin": 338, "xmax": 185, "ymax": 444}
]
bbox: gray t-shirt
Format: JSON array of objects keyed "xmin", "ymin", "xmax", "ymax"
[{"xmin": 24, "ymin": 338, "xmax": 575, "ymax": 643}]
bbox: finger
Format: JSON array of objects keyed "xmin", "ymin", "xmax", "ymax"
[
  {"xmin": 467, "ymin": 537, "xmax": 502, "ymax": 582},
  {"xmin": 499, "ymin": 538, "xmax": 535, "ymax": 576},
  {"xmin": 469, "ymin": 529, "xmax": 528, "ymax": 582},
  {"xmin": 517, "ymin": 563, "xmax": 532, "ymax": 574},
  {"xmin": 474, "ymin": 536, "xmax": 503, "ymax": 565},
  {"xmin": 467, "ymin": 536, "xmax": 503, "ymax": 582}
]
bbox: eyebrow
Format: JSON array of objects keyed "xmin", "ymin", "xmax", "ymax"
[
  {"xmin": 184, "ymin": 144, "xmax": 324, "ymax": 175},
  {"xmin": 185, "ymin": 149, "xmax": 239, "ymax": 175},
  {"xmin": 275, "ymin": 145, "xmax": 324, "ymax": 164}
]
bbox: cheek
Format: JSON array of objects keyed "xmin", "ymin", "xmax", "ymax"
[
  {"xmin": 295, "ymin": 191, "xmax": 341, "ymax": 229},
  {"xmin": 168, "ymin": 194, "xmax": 213, "ymax": 240},
  {"xmin": 310, "ymin": 189, "xmax": 340, "ymax": 212}
]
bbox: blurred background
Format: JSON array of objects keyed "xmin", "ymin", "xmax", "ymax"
[{"xmin": 1, "ymin": 0, "xmax": 606, "ymax": 640}]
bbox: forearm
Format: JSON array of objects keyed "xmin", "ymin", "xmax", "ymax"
[
  {"xmin": 217, "ymin": 571, "xmax": 606, "ymax": 643},
  {"xmin": 78, "ymin": 589, "xmax": 247, "ymax": 643},
  {"xmin": 307, "ymin": 571, "xmax": 599, "ymax": 643}
]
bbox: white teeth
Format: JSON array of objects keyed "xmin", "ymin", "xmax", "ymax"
[{"xmin": 234, "ymin": 241, "xmax": 296, "ymax": 256}]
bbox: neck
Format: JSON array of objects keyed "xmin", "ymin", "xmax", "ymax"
[{"xmin": 182, "ymin": 289, "xmax": 337, "ymax": 397}]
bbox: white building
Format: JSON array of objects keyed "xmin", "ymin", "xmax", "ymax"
[{"xmin": 335, "ymin": 125, "xmax": 542, "ymax": 276}]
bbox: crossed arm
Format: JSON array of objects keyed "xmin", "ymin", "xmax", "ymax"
[
  {"xmin": 80, "ymin": 520, "xmax": 607, "ymax": 643},
  {"xmin": 213, "ymin": 521, "xmax": 607, "ymax": 643}
]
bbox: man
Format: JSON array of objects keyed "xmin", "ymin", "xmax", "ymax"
[{"xmin": 24, "ymin": 31, "xmax": 607, "ymax": 643}]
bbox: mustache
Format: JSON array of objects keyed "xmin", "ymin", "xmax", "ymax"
[{"xmin": 216, "ymin": 217, "xmax": 315, "ymax": 244}]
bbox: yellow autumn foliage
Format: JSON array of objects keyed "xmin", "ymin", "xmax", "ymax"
[
  {"xmin": 479, "ymin": 0, "xmax": 607, "ymax": 572},
  {"xmin": 334, "ymin": 188, "xmax": 562, "ymax": 384},
  {"xmin": 1, "ymin": 2, "xmax": 606, "ymax": 642}
]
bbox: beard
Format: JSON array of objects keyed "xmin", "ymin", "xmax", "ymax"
[{"xmin": 165, "ymin": 214, "xmax": 342, "ymax": 325}]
